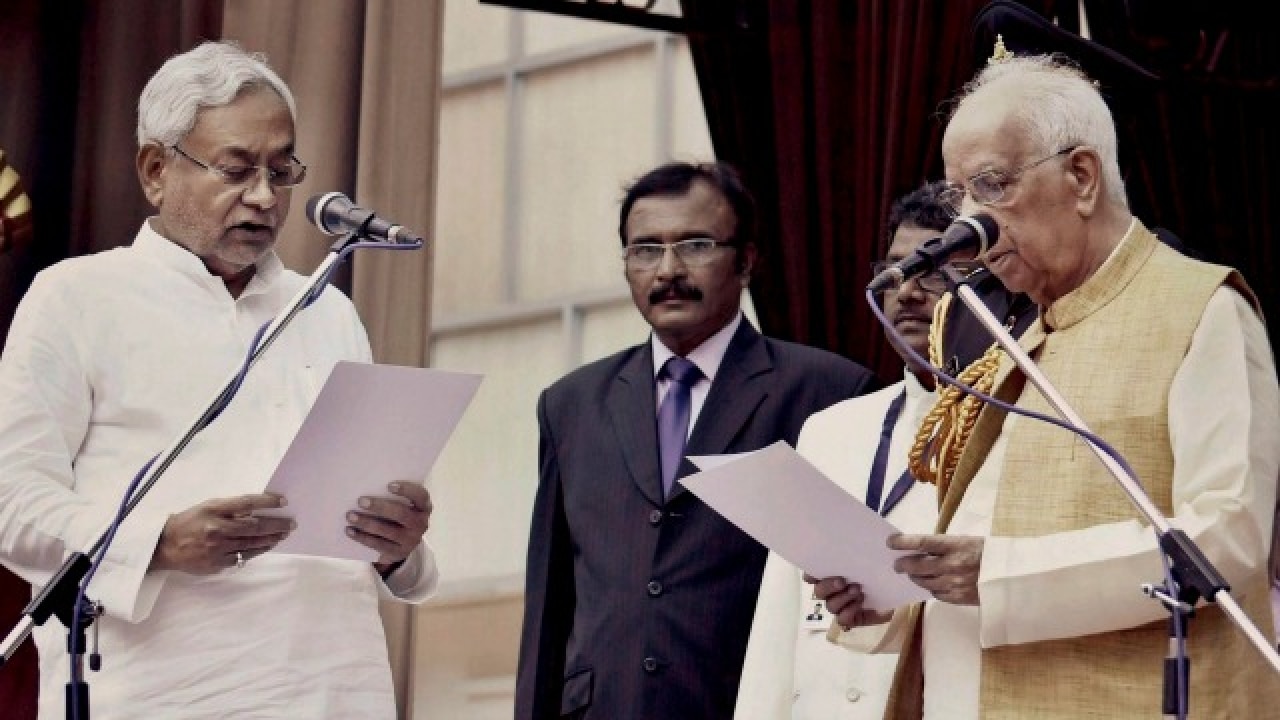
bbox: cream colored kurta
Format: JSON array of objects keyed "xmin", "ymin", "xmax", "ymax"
[
  {"xmin": 919, "ymin": 231, "xmax": 1280, "ymax": 718},
  {"xmin": 736, "ymin": 371, "xmax": 937, "ymax": 720}
]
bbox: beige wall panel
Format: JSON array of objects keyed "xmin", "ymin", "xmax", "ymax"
[
  {"xmin": 580, "ymin": 298, "xmax": 651, "ymax": 363},
  {"xmin": 518, "ymin": 48, "xmax": 656, "ymax": 303},
  {"xmin": 435, "ymin": 82, "xmax": 508, "ymax": 317},
  {"xmin": 442, "ymin": 0, "xmax": 510, "ymax": 75},
  {"xmin": 409, "ymin": 595, "xmax": 523, "ymax": 719},
  {"xmin": 426, "ymin": 319, "xmax": 563, "ymax": 584},
  {"xmin": 741, "ymin": 289, "xmax": 760, "ymax": 328},
  {"xmin": 670, "ymin": 39, "xmax": 715, "ymax": 161}
]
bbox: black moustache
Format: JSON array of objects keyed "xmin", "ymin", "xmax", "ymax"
[{"xmin": 649, "ymin": 282, "xmax": 702, "ymax": 305}]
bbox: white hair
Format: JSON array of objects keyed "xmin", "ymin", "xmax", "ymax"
[
  {"xmin": 952, "ymin": 54, "xmax": 1128, "ymax": 208},
  {"xmin": 136, "ymin": 41, "xmax": 296, "ymax": 147}
]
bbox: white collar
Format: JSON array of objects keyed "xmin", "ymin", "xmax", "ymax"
[
  {"xmin": 650, "ymin": 312, "xmax": 743, "ymax": 384},
  {"xmin": 135, "ymin": 217, "xmax": 284, "ymax": 297}
]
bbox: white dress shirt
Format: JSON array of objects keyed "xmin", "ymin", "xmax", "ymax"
[
  {"xmin": 0, "ymin": 221, "xmax": 438, "ymax": 719},
  {"xmin": 651, "ymin": 312, "xmax": 743, "ymax": 435}
]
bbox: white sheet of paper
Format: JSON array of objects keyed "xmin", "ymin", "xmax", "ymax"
[
  {"xmin": 685, "ymin": 440, "xmax": 931, "ymax": 611},
  {"xmin": 263, "ymin": 361, "xmax": 481, "ymax": 561}
]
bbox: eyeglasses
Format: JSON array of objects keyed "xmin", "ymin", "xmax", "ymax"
[
  {"xmin": 169, "ymin": 145, "xmax": 308, "ymax": 188},
  {"xmin": 870, "ymin": 259, "xmax": 985, "ymax": 295},
  {"xmin": 622, "ymin": 237, "xmax": 736, "ymax": 271},
  {"xmin": 939, "ymin": 145, "xmax": 1078, "ymax": 214},
  {"xmin": 870, "ymin": 262, "xmax": 949, "ymax": 294}
]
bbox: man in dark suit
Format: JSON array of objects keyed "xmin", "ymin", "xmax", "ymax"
[{"xmin": 516, "ymin": 161, "xmax": 878, "ymax": 719}]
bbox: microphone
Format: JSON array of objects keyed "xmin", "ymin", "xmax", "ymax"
[
  {"xmin": 305, "ymin": 192, "xmax": 424, "ymax": 245},
  {"xmin": 867, "ymin": 213, "xmax": 998, "ymax": 292}
]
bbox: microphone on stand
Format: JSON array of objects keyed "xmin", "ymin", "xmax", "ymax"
[
  {"xmin": 305, "ymin": 192, "xmax": 424, "ymax": 245},
  {"xmin": 867, "ymin": 213, "xmax": 998, "ymax": 292}
]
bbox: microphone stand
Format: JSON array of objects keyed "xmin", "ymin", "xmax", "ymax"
[
  {"xmin": 0, "ymin": 231, "xmax": 412, "ymax": 719},
  {"xmin": 935, "ymin": 265, "xmax": 1280, "ymax": 718}
]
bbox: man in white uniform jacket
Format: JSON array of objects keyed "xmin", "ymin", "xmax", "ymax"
[
  {"xmin": 0, "ymin": 42, "xmax": 438, "ymax": 719},
  {"xmin": 735, "ymin": 182, "xmax": 962, "ymax": 719}
]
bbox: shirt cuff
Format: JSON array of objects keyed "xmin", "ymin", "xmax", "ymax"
[
  {"xmin": 976, "ymin": 535, "xmax": 1011, "ymax": 648},
  {"xmin": 87, "ymin": 508, "xmax": 171, "ymax": 624},
  {"xmin": 377, "ymin": 540, "xmax": 439, "ymax": 603}
]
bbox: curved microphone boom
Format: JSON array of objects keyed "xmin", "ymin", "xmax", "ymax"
[
  {"xmin": 867, "ymin": 213, "xmax": 998, "ymax": 292},
  {"xmin": 306, "ymin": 192, "xmax": 424, "ymax": 245}
]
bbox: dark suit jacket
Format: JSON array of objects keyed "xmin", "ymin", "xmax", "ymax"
[{"xmin": 516, "ymin": 319, "xmax": 878, "ymax": 720}]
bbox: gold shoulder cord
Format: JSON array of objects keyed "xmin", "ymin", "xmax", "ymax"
[
  {"xmin": 906, "ymin": 35, "xmax": 1013, "ymax": 499},
  {"xmin": 907, "ymin": 292, "xmax": 1004, "ymax": 500}
]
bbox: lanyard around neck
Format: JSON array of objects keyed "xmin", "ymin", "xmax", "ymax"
[{"xmin": 865, "ymin": 389, "xmax": 917, "ymax": 517}]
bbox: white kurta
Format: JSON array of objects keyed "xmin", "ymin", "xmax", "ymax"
[
  {"xmin": 0, "ymin": 221, "xmax": 438, "ymax": 719},
  {"xmin": 921, "ymin": 286, "xmax": 1279, "ymax": 719},
  {"xmin": 736, "ymin": 371, "xmax": 938, "ymax": 720}
]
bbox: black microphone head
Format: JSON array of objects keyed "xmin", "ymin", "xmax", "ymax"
[
  {"xmin": 969, "ymin": 213, "xmax": 999, "ymax": 246},
  {"xmin": 946, "ymin": 213, "xmax": 999, "ymax": 257},
  {"xmin": 306, "ymin": 191, "xmax": 350, "ymax": 236}
]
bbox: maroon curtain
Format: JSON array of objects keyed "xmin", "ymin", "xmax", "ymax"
[
  {"xmin": 1079, "ymin": 0, "xmax": 1280, "ymax": 342},
  {"xmin": 0, "ymin": 2, "xmax": 222, "ymax": 715},
  {"xmin": 682, "ymin": 0, "xmax": 1050, "ymax": 382}
]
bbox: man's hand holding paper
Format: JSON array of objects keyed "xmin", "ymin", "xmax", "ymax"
[
  {"xmin": 804, "ymin": 574, "xmax": 895, "ymax": 631},
  {"xmin": 346, "ymin": 480, "xmax": 433, "ymax": 574},
  {"xmin": 263, "ymin": 361, "xmax": 479, "ymax": 563},
  {"xmin": 683, "ymin": 440, "xmax": 931, "ymax": 613},
  {"xmin": 151, "ymin": 493, "xmax": 295, "ymax": 574}
]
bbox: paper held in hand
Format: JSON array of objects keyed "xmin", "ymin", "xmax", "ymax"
[
  {"xmin": 685, "ymin": 441, "xmax": 931, "ymax": 612},
  {"xmin": 262, "ymin": 361, "xmax": 482, "ymax": 562}
]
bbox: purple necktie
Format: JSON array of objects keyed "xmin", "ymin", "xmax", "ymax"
[{"xmin": 657, "ymin": 356, "xmax": 702, "ymax": 497}]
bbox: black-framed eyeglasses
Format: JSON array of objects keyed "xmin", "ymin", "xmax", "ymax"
[
  {"xmin": 169, "ymin": 144, "xmax": 308, "ymax": 188},
  {"xmin": 622, "ymin": 237, "xmax": 736, "ymax": 271},
  {"xmin": 939, "ymin": 145, "xmax": 1078, "ymax": 214}
]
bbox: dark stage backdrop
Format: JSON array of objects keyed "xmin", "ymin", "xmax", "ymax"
[{"xmin": 683, "ymin": 0, "xmax": 1278, "ymax": 383}]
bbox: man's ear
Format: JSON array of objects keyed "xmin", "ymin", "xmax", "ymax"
[
  {"xmin": 136, "ymin": 143, "xmax": 168, "ymax": 208},
  {"xmin": 1067, "ymin": 146, "xmax": 1102, "ymax": 216}
]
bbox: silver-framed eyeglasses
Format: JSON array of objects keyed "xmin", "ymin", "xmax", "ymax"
[
  {"xmin": 169, "ymin": 144, "xmax": 308, "ymax": 188},
  {"xmin": 623, "ymin": 237, "xmax": 736, "ymax": 271},
  {"xmin": 939, "ymin": 145, "xmax": 1078, "ymax": 214}
]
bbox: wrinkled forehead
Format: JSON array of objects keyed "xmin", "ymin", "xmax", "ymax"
[
  {"xmin": 186, "ymin": 87, "xmax": 296, "ymax": 154},
  {"xmin": 942, "ymin": 94, "xmax": 1034, "ymax": 180}
]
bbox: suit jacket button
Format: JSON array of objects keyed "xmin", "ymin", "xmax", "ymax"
[
  {"xmin": 643, "ymin": 657, "xmax": 659, "ymax": 673},
  {"xmin": 647, "ymin": 580, "xmax": 663, "ymax": 596},
  {"xmin": 648, "ymin": 509, "xmax": 663, "ymax": 525}
]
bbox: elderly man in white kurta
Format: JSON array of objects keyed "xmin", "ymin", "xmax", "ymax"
[{"xmin": 0, "ymin": 42, "xmax": 437, "ymax": 719}]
